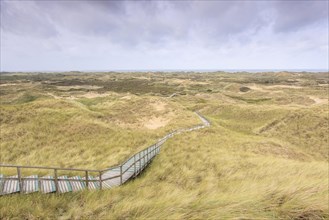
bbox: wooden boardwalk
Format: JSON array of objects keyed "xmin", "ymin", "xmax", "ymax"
[{"xmin": 0, "ymin": 112, "xmax": 210, "ymax": 195}]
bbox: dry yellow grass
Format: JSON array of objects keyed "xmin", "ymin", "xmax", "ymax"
[{"xmin": 0, "ymin": 71, "xmax": 328, "ymax": 219}]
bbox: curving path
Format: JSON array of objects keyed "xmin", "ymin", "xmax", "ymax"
[{"xmin": 0, "ymin": 112, "xmax": 210, "ymax": 195}]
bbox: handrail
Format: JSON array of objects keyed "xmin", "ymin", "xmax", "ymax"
[
  {"xmin": 0, "ymin": 176, "xmax": 100, "ymax": 182},
  {"xmin": 0, "ymin": 112, "xmax": 210, "ymax": 194},
  {"xmin": 0, "ymin": 164, "xmax": 100, "ymax": 172}
]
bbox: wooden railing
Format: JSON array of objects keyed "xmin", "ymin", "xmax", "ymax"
[
  {"xmin": 0, "ymin": 112, "xmax": 210, "ymax": 194},
  {"xmin": 0, "ymin": 143, "xmax": 162, "ymax": 193}
]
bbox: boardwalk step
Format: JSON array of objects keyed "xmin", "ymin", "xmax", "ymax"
[
  {"xmin": 40, "ymin": 176, "xmax": 56, "ymax": 193},
  {"xmin": 69, "ymin": 176, "xmax": 85, "ymax": 192},
  {"xmin": 101, "ymin": 169, "xmax": 121, "ymax": 188},
  {"xmin": 122, "ymin": 170, "xmax": 135, "ymax": 183},
  {"xmin": 101, "ymin": 178, "xmax": 112, "ymax": 189},
  {"xmin": 22, "ymin": 175, "xmax": 39, "ymax": 194},
  {"xmin": 58, "ymin": 176, "xmax": 72, "ymax": 193},
  {"xmin": 82, "ymin": 176, "xmax": 99, "ymax": 190},
  {"xmin": 2, "ymin": 176, "xmax": 19, "ymax": 195}
]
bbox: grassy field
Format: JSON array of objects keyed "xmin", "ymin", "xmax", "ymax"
[{"xmin": 0, "ymin": 71, "xmax": 328, "ymax": 219}]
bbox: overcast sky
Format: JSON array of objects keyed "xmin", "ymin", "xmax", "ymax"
[{"xmin": 1, "ymin": 0, "xmax": 328, "ymax": 71}]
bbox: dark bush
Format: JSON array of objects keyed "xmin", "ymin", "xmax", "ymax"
[{"xmin": 239, "ymin": 86, "xmax": 251, "ymax": 92}]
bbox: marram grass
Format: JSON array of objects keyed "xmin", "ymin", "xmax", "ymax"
[{"xmin": 0, "ymin": 71, "xmax": 328, "ymax": 219}]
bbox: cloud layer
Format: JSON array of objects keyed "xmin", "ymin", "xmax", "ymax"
[{"xmin": 1, "ymin": 1, "xmax": 328, "ymax": 71}]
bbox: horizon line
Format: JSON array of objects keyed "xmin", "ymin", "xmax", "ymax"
[{"xmin": 1, "ymin": 68, "xmax": 328, "ymax": 73}]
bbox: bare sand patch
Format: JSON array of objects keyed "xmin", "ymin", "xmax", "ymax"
[
  {"xmin": 48, "ymin": 92, "xmax": 77, "ymax": 100},
  {"xmin": 47, "ymin": 92, "xmax": 112, "ymax": 99},
  {"xmin": 79, "ymin": 92, "xmax": 110, "ymax": 98},
  {"xmin": 265, "ymin": 85, "xmax": 303, "ymax": 89},
  {"xmin": 142, "ymin": 100, "xmax": 172, "ymax": 129},
  {"xmin": 133, "ymin": 76, "xmax": 151, "ymax": 80},
  {"xmin": 143, "ymin": 117, "xmax": 170, "ymax": 129},
  {"xmin": 0, "ymin": 83, "xmax": 18, "ymax": 87},
  {"xmin": 273, "ymin": 72, "xmax": 294, "ymax": 77},
  {"xmin": 120, "ymin": 95, "xmax": 132, "ymax": 100},
  {"xmin": 151, "ymin": 101, "xmax": 167, "ymax": 111},
  {"xmin": 248, "ymin": 85, "xmax": 270, "ymax": 93},
  {"xmin": 196, "ymin": 92, "xmax": 239, "ymax": 104},
  {"xmin": 113, "ymin": 113, "xmax": 172, "ymax": 130},
  {"xmin": 170, "ymin": 79, "xmax": 209, "ymax": 86},
  {"xmin": 246, "ymin": 84, "xmax": 294, "ymax": 94},
  {"xmin": 308, "ymin": 96, "xmax": 328, "ymax": 105},
  {"xmin": 56, "ymin": 85, "xmax": 102, "ymax": 91},
  {"xmin": 0, "ymin": 82, "xmax": 40, "ymax": 88}
]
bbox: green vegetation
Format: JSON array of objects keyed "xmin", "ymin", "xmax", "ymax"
[{"xmin": 0, "ymin": 71, "xmax": 328, "ymax": 219}]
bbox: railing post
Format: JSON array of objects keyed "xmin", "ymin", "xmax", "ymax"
[
  {"xmin": 139, "ymin": 152, "xmax": 141, "ymax": 172},
  {"xmin": 85, "ymin": 171, "xmax": 89, "ymax": 189},
  {"xmin": 99, "ymin": 171, "xmax": 102, "ymax": 190},
  {"xmin": 143, "ymin": 151, "xmax": 145, "ymax": 169},
  {"xmin": 17, "ymin": 167, "xmax": 23, "ymax": 194},
  {"xmin": 120, "ymin": 165, "xmax": 123, "ymax": 185},
  {"xmin": 37, "ymin": 176, "xmax": 40, "ymax": 193},
  {"xmin": 54, "ymin": 169, "xmax": 59, "ymax": 193}
]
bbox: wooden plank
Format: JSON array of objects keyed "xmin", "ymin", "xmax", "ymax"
[
  {"xmin": 101, "ymin": 169, "xmax": 122, "ymax": 187},
  {"xmin": 103, "ymin": 178, "xmax": 120, "ymax": 188},
  {"xmin": 100, "ymin": 178, "xmax": 112, "ymax": 189},
  {"xmin": 121, "ymin": 159, "xmax": 135, "ymax": 174},
  {"xmin": 69, "ymin": 176, "xmax": 85, "ymax": 192},
  {"xmin": 22, "ymin": 175, "xmax": 39, "ymax": 194},
  {"xmin": 82, "ymin": 176, "xmax": 99, "ymax": 190},
  {"xmin": 40, "ymin": 176, "xmax": 56, "ymax": 193},
  {"xmin": 122, "ymin": 169, "xmax": 135, "ymax": 183},
  {"xmin": 58, "ymin": 176, "xmax": 72, "ymax": 193},
  {"xmin": 100, "ymin": 168, "xmax": 121, "ymax": 187},
  {"xmin": 2, "ymin": 175, "xmax": 19, "ymax": 195}
]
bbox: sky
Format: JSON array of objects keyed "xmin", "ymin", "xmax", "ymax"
[{"xmin": 0, "ymin": 0, "xmax": 328, "ymax": 71}]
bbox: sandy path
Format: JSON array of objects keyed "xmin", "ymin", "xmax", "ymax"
[{"xmin": 308, "ymin": 96, "xmax": 328, "ymax": 105}]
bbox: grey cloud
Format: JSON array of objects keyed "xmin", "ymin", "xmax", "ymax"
[
  {"xmin": 0, "ymin": 1, "xmax": 58, "ymax": 38},
  {"xmin": 1, "ymin": 1, "xmax": 328, "ymax": 47},
  {"xmin": 1, "ymin": 0, "xmax": 328, "ymax": 71},
  {"xmin": 272, "ymin": 1, "xmax": 328, "ymax": 32}
]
